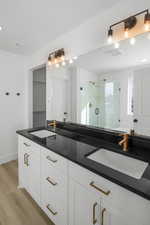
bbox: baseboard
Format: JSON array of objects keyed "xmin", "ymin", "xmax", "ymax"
[{"xmin": 0, "ymin": 153, "xmax": 18, "ymax": 165}]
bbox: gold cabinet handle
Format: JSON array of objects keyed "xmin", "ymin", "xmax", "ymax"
[
  {"xmin": 24, "ymin": 143, "xmax": 30, "ymax": 147},
  {"xmin": 46, "ymin": 155, "xmax": 58, "ymax": 163},
  {"xmin": 101, "ymin": 208, "xmax": 106, "ymax": 225},
  {"xmin": 24, "ymin": 153, "xmax": 28, "ymax": 165},
  {"xmin": 93, "ymin": 202, "xmax": 98, "ymax": 224},
  {"xmin": 46, "ymin": 177, "xmax": 57, "ymax": 186},
  {"xmin": 46, "ymin": 204, "xmax": 57, "ymax": 216},
  {"xmin": 90, "ymin": 181, "xmax": 110, "ymax": 196},
  {"xmin": 26, "ymin": 154, "xmax": 30, "ymax": 166}
]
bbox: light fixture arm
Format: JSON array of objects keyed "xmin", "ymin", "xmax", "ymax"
[{"xmin": 109, "ymin": 9, "xmax": 149, "ymax": 30}]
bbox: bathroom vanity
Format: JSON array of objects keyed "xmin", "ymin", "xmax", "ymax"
[{"xmin": 17, "ymin": 123, "xmax": 150, "ymax": 225}]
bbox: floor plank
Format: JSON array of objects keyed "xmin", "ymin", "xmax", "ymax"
[{"xmin": 0, "ymin": 160, "xmax": 54, "ymax": 225}]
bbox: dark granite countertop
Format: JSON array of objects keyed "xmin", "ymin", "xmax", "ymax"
[{"xmin": 17, "ymin": 126, "xmax": 150, "ymax": 201}]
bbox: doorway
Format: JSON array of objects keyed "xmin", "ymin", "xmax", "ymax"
[{"xmin": 32, "ymin": 66, "xmax": 46, "ymax": 128}]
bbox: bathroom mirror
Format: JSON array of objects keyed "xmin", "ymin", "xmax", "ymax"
[{"xmin": 47, "ymin": 32, "xmax": 150, "ymax": 136}]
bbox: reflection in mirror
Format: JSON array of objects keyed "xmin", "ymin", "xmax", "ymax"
[{"xmin": 47, "ymin": 32, "xmax": 150, "ymax": 136}]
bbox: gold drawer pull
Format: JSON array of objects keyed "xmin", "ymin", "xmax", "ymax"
[
  {"xmin": 46, "ymin": 204, "xmax": 57, "ymax": 216},
  {"xmin": 24, "ymin": 153, "xmax": 29, "ymax": 166},
  {"xmin": 101, "ymin": 208, "xmax": 106, "ymax": 225},
  {"xmin": 24, "ymin": 153, "xmax": 27, "ymax": 165},
  {"xmin": 93, "ymin": 202, "xmax": 98, "ymax": 224},
  {"xmin": 90, "ymin": 181, "xmax": 110, "ymax": 196},
  {"xmin": 24, "ymin": 143, "xmax": 30, "ymax": 147},
  {"xmin": 46, "ymin": 155, "xmax": 58, "ymax": 163},
  {"xmin": 46, "ymin": 177, "xmax": 57, "ymax": 186}
]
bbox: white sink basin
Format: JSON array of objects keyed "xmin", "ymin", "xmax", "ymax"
[
  {"xmin": 30, "ymin": 130, "xmax": 56, "ymax": 138},
  {"xmin": 87, "ymin": 149, "xmax": 148, "ymax": 179}
]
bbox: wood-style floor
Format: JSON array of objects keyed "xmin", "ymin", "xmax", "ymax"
[{"xmin": 0, "ymin": 160, "xmax": 54, "ymax": 225}]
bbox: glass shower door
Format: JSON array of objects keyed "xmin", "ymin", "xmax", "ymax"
[{"xmin": 80, "ymin": 80, "xmax": 120, "ymax": 129}]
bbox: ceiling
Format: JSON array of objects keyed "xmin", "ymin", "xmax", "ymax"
[
  {"xmin": 76, "ymin": 32, "xmax": 150, "ymax": 74},
  {"xmin": 0, "ymin": 0, "xmax": 119, "ymax": 55}
]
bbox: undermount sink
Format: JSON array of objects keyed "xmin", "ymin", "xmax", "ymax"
[
  {"xmin": 87, "ymin": 149, "xmax": 148, "ymax": 179},
  {"xmin": 30, "ymin": 130, "xmax": 56, "ymax": 138}
]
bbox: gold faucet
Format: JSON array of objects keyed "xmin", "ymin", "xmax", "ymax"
[
  {"xmin": 48, "ymin": 120, "xmax": 56, "ymax": 129},
  {"xmin": 118, "ymin": 133, "xmax": 129, "ymax": 152}
]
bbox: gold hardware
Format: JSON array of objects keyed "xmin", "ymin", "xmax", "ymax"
[
  {"xmin": 24, "ymin": 153, "xmax": 29, "ymax": 166},
  {"xmin": 24, "ymin": 153, "xmax": 28, "ymax": 166},
  {"xmin": 46, "ymin": 155, "xmax": 57, "ymax": 163},
  {"xmin": 101, "ymin": 208, "xmax": 106, "ymax": 225},
  {"xmin": 93, "ymin": 202, "xmax": 98, "ymax": 224},
  {"xmin": 46, "ymin": 177, "xmax": 57, "ymax": 186},
  {"xmin": 90, "ymin": 181, "xmax": 110, "ymax": 196},
  {"xmin": 46, "ymin": 204, "xmax": 57, "ymax": 216},
  {"xmin": 24, "ymin": 143, "xmax": 30, "ymax": 147},
  {"xmin": 48, "ymin": 120, "xmax": 56, "ymax": 129},
  {"xmin": 118, "ymin": 133, "xmax": 129, "ymax": 152},
  {"xmin": 26, "ymin": 154, "xmax": 30, "ymax": 166}
]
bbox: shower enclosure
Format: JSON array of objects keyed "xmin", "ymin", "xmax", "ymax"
[{"xmin": 80, "ymin": 80, "xmax": 120, "ymax": 129}]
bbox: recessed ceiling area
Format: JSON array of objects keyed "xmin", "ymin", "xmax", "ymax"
[
  {"xmin": 76, "ymin": 33, "xmax": 150, "ymax": 74},
  {"xmin": 0, "ymin": 0, "xmax": 119, "ymax": 55}
]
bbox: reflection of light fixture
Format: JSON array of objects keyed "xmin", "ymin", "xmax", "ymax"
[
  {"xmin": 69, "ymin": 59, "xmax": 73, "ymax": 64},
  {"xmin": 73, "ymin": 56, "xmax": 78, "ymax": 60},
  {"xmin": 114, "ymin": 42, "xmax": 120, "ymax": 49},
  {"xmin": 107, "ymin": 28, "xmax": 113, "ymax": 44},
  {"xmin": 144, "ymin": 12, "xmax": 150, "ymax": 31},
  {"xmin": 55, "ymin": 63, "xmax": 60, "ymax": 68},
  {"xmin": 107, "ymin": 9, "xmax": 150, "ymax": 44},
  {"xmin": 140, "ymin": 59, "xmax": 148, "ymax": 63},
  {"xmin": 130, "ymin": 37, "xmax": 136, "ymax": 45},
  {"xmin": 62, "ymin": 61, "xmax": 66, "ymax": 66},
  {"xmin": 48, "ymin": 48, "xmax": 76, "ymax": 68}
]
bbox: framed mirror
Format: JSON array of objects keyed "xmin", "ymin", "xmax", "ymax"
[{"xmin": 47, "ymin": 32, "xmax": 150, "ymax": 137}]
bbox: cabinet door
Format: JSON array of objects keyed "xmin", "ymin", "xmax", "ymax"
[
  {"xmin": 18, "ymin": 136, "xmax": 41, "ymax": 205},
  {"xmin": 18, "ymin": 136, "xmax": 31, "ymax": 192},
  {"xmin": 28, "ymin": 144, "xmax": 41, "ymax": 205},
  {"xmin": 69, "ymin": 179, "xmax": 101, "ymax": 225}
]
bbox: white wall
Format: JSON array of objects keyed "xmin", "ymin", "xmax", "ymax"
[
  {"xmin": 0, "ymin": 50, "xmax": 27, "ymax": 164},
  {"xmin": 99, "ymin": 70, "xmax": 134, "ymax": 130},
  {"xmin": 26, "ymin": 0, "xmax": 150, "ymax": 69}
]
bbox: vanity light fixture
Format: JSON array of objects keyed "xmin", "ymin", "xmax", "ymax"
[
  {"xmin": 48, "ymin": 48, "xmax": 77, "ymax": 68},
  {"xmin": 107, "ymin": 9, "xmax": 150, "ymax": 44},
  {"xmin": 140, "ymin": 58, "xmax": 148, "ymax": 63}
]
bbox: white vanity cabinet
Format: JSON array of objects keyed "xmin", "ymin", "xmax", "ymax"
[{"xmin": 18, "ymin": 134, "xmax": 150, "ymax": 225}]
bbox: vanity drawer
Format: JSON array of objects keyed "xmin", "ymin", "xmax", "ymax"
[
  {"xmin": 69, "ymin": 161, "xmax": 112, "ymax": 199},
  {"xmin": 19, "ymin": 136, "xmax": 33, "ymax": 151},
  {"xmin": 41, "ymin": 146, "xmax": 68, "ymax": 175},
  {"xmin": 42, "ymin": 196, "xmax": 67, "ymax": 225},
  {"xmin": 41, "ymin": 159, "xmax": 67, "ymax": 196}
]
